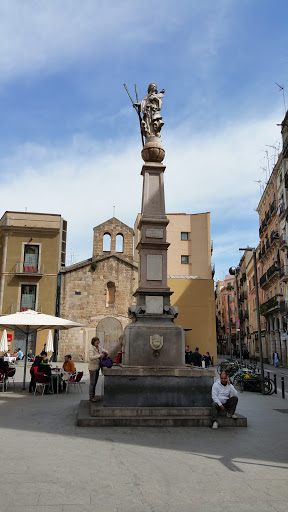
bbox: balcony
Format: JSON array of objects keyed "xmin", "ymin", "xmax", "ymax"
[
  {"xmin": 279, "ymin": 234, "xmax": 287, "ymax": 250},
  {"xmin": 266, "ymin": 239, "xmax": 270, "ymax": 252},
  {"xmin": 266, "ymin": 263, "xmax": 280, "ymax": 280},
  {"xmin": 211, "ymin": 263, "xmax": 215, "ymax": 278},
  {"xmin": 265, "ymin": 211, "xmax": 270, "ymax": 223},
  {"xmin": 283, "ymin": 137, "xmax": 288, "ymax": 159},
  {"xmin": 269, "ymin": 199, "xmax": 276, "ymax": 216},
  {"xmin": 15, "ymin": 262, "xmax": 44, "ymax": 276},
  {"xmin": 239, "ymin": 290, "xmax": 248, "ymax": 302},
  {"xmin": 260, "ymin": 294, "xmax": 283, "ymax": 316},
  {"xmin": 211, "ymin": 240, "xmax": 213, "ymax": 255},
  {"xmin": 259, "ymin": 272, "xmax": 267, "ymax": 287},
  {"xmin": 280, "ymin": 265, "xmax": 288, "ymax": 282},
  {"xmin": 270, "ymin": 231, "xmax": 279, "ymax": 245},
  {"xmin": 279, "ymin": 203, "xmax": 286, "ymax": 218}
]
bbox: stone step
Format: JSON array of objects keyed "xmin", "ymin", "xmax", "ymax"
[
  {"xmin": 91, "ymin": 402, "xmax": 212, "ymax": 417},
  {"xmin": 77, "ymin": 401, "xmax": 247, "ymax": 428}
]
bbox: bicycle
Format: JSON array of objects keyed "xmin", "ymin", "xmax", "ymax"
[
  {"xmin": 217, "ymin": 360, "xmax": 239, "ymax": 377},
  {"xmin": 231, "ymin": 369, "xmax": 275, "ymax": 395}
]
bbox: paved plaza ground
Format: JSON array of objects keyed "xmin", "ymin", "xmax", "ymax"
[{"xmin": 0, "ymin": 362, "xmax": 287, "ymax": 512}]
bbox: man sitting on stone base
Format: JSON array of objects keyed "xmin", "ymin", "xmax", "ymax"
[{"xmin": 211, "ymin": 372, "xmax": 238, "ymax": 430}]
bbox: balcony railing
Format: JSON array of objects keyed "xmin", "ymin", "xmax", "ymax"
[
  {"xmin": 239, "ymin": 291, "xmax": 248, "ymax": 301},
  {"xmin": 283, "ymin": 137, "xmax": 288, "ymax": 159},
  {"xmin": 269, "ymin": 199, "xmax": 276, "ymax": 215},
  {"xmin": 15, "ymin": 262, "xmax": 44, "ymax": 275},
  {"xmin": 266, "ymin": 263, "xmax": 280, "ymax": 280},
  {"xmin": 260, "ymin": 294, "xmax": 283, "ymax": 316},
  {"xmin": 280, "ymin": 265, "xmax": 288, "ymax": 281},
  {"xmin": 260, "ymin": 272, "xmax": 267, "ymax": 287},
  {"xmin": 270, "ymin": 231, "xmax": 279, "ymax": 245},
  {"xmin": 266, "ymin": 239, "xmax": 270, "ymax": 251},
  {"xmin": 280, "ymin": 234, "xmax": 287, "ymax": 249},
  {"xmin": 279, "ymin": 203, "xmax": 285, "ymax": 218},
  {"xmin": 211, "ymin": 263, "xmax": 215, "ymax": 278}
]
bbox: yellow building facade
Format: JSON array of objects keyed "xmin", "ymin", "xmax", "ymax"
[
  {"xmin": 0, "ymin": 211, "xmax": 67, "ymax": 355},
  {"xmin": 135, "ymin": 212, "xmax": 217, "ymax": 363}
]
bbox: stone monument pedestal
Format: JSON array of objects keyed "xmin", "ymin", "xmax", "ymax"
[{"xmin": 102, "ymin": 366, "xmax": 215, "ymax": 407}]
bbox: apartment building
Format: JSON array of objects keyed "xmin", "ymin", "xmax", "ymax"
[
  {"xmin": 246, "ymin": 246, "xmax": 266, "ymax": 359},
  {"xmin": 0, "ymin": 211, "xmax": 67, "ymax": 355}
]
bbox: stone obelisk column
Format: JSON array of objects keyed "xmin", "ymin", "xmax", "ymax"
[
  {"xmin": 100, "ymin": 84, "xmax": 214, "ymax": 411},
  {"xmin": 123, "ymin": 84, "xmax": 184, "ymax": 367}
]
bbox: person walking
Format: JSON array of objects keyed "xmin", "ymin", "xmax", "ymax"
[
  {"xmin": 88, "ymin": 337, "xmax": 108, "ymax": 402},
  {"xmin": 185, "ymin": 346, "xmax": 193, "ymax": 365},
  {"xmin": 203, "ymin": 351, "xmax": 212, "ymax": 368},
  {"xmin": 273, "ymin": 351, "xmax": 279, "ymax": 368},
  {"xmin": 191, "ymin": 347, "xmax": 202, "ymax": 367}
]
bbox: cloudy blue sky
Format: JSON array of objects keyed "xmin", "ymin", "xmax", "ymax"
[{"xmin": 0, "ymin": 0, "xmax": 287, "ymax": 279}]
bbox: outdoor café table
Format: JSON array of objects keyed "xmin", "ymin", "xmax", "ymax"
[
  {"xmin": 51, "ymin": 368, "xmax": 64, "ymax": 394},
  {"xmin": 4, "ymin": 356, "xmax": 16, "ymax": 364}
]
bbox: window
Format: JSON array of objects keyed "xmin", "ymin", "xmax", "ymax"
[
  {"xmin": 23, "ymin": 245, "xmax": 39, "ymax": 273},
  {"xmin": 103, "ymin": 233, "xmax": 111, "ymax": 251},
  {"xmin": 181, "ymin": 232, "xmax": 189, "ymax": 241},
  {"xmin": 106, "ymin": 281, "xmax": 115, "ymax": 305},
  {"xmin": 181, "ymin": 255, "xmax": 189, "ymax": 264},
  {"xmin": 20, "ymin": 285, "xmax": 36, "ymax": 311},
  {"xmin": 116, "ymin": 233, "xmax": 124, "ymax": 252}
]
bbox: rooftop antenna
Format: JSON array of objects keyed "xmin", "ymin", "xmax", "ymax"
[
  {"xmin": 260, "ymin": 166, "xmax": 268, "ymax": 183},
  {"xmin": 113, "ymin": 206, "xmax": 115, "ymax": 217},
  {"xmin": 254, "ymin": 179, "xmax": 264, "ymax": 197},
  {"xmin": 260, "ymin": 149, "xmax": 270, "ymax": 176},
  {"xmin": 123, "ymin": 83, "xmax": 144, "ymax": 147},
  {"xmin": 266, "ymin": 144, "xmax": 278, "ymax": 166},
  {"xmin": 275, "ymin": 82, "xmax": 287, "ymax": 114}
]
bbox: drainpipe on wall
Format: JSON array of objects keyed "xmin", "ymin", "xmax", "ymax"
[{"xmin": 0, "ymin": 231, "xmax": 8, "ymax": 314}]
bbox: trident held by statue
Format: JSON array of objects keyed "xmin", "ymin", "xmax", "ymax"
[{"xmin": 123, "ymin": 83, "xmax": 144, "ymax": 147}]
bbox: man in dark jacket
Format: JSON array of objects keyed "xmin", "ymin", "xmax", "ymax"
[
  {"xmin": 191, "ymin": 347, "xmax": 202, "ymax": 367},
  {"xmin": 185, "ymin": 346, "xmax": 193, "ymax": 365}
]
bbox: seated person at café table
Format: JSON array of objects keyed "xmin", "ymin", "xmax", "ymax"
[
  {"xmin": 60, "ymin": 354, "xmax": 76, "ymax": 392},
  {"xmin": 37, "ymin": 356, "xmax": 55, "ymax": 394},
  {"xmin": 27, "ymin": 349, "xmax": 34, "ymax": 362},
  {"xmin": 29, "ymin": 351, "xmax": 47, "ymax": 393},
  {"xmin": 17, "ymin": 348, "xmax": 24, "ymax": 360}
]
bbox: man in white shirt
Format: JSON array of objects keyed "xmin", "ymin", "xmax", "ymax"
[{"xmin": 211, "ymin": 372, "xmax": 238, "ymax": 429}]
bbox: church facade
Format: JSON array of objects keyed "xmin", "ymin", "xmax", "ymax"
[{"xmin": 58, "ymin": 217, "xmax": 137, "ymax": 362}]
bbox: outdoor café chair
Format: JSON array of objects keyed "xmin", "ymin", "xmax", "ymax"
[
  {"xmin": 0, "ymin": 370, "xmax": 7, "ymax": 392},
  {"xmin": 65, "ymin": 371, "xmax": 84, "ymax": 393},
  {"xmin": 6, "ymin": 367, "xmax": 16, "ymax": 387},
  {"xmin": 34, "ymin": 372, "xmax": 53, "ymax": 396}
]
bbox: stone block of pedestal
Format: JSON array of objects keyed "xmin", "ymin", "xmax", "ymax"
[
  {"xmin": 102, "ymin": 366, "xmax": 214, "ymax": 408},
  {"xmin": 123, "ymin": 314, "xmax": 184, "ymax": 367}
]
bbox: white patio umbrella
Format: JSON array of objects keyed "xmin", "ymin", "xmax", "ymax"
[
  {"xmin": 0, "ymin": 309, "xmax": 85, "ymax": 389},
  {"xmin": 0, "ymin": 329, "xmax": 9, "ymax": 353},
  {"xmin": 46, "ymin": 329, "xmax": 54, "ymax": 353}
]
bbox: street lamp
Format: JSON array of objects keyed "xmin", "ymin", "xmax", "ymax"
[
  {"xmin": 229, "ymin": 266, "xmax": 243, "ymax": 364},
  {"xmin": 239, "ymin": 247, "xmax": 265, "ymax": 394},
  {"xmin": 220, "ymin": 292, "xmax": 233, "ymax": 360}
]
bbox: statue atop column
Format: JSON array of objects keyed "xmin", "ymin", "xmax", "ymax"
[
  {"xmin": 124, "ymin": 82, "xmax": 166, "ymax": 162},
  {"xmin": 135, "ymin": 83, "xmax": 165, "ymax": 139}
]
